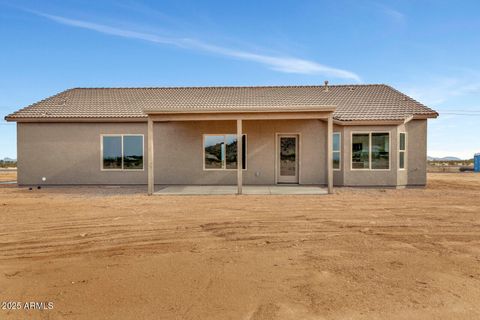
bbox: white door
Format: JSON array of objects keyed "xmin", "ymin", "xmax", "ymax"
[{"xmin": 277, "ymin": 135, "xmax": 299, "ymax": 183}]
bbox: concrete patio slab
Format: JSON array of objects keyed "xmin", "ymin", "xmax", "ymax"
[
  {"xmin": 154, "ymin": 185, "xmax": 328, "ymax": 195},
  {"xmin": 268, "ymin": 186, "xmax": 328, "ymax": 195}
]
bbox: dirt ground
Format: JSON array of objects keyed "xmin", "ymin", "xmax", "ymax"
[
  {"xmin": 0, "ymin": 170, "xmax": 16, "ymax": 182},
  {"xmin": 0, "ymin": 173, "xmax": 479, "ymax": 320}
]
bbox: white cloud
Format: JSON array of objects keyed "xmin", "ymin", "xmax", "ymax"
[
  {"xmin": 401, "ymin": 76, "xmax": 480, "ymax": 106},
  {"xmin": 35, "ymin": 12, "xmax": 361, "ymax": 81},
  {"xmin": 370, "ymin": 2, "xmax": 406, "ymax": 26},
  {"xmin": 399, "ymin": 72, "xmax": 480, "ymax": 159},
  {"xmin": 380, "ymin": 6, "xmax": 405, "ymax": 24}
]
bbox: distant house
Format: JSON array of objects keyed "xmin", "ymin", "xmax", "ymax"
[{"xmin": 5, "ymin": 84, "xmax": 438, "ymax": 194}]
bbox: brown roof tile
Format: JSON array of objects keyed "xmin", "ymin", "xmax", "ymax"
[{"xmin": 5, "ymin": 85, "xmax": 438, "ymax": 121}]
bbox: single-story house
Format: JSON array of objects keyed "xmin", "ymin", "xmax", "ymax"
[{"xmin": 5, "ymin": 83, "xmax": 438, "ymax": 194}]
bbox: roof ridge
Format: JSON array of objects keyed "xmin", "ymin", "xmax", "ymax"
[{"xmin": 68, "ymin": 84, "xmax": 388, "ymax": 90}]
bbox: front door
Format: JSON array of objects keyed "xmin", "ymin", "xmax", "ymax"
[{"xmin": 277, "ymin": 135, "xmax": 299, "ymax": 183}]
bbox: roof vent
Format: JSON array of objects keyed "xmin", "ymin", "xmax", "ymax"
[{"xmin": 324, "ymin": 80, "xmax": 329, "ymax": 92}]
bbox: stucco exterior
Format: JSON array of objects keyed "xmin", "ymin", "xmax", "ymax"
[
  {"xmin": 16, "ymin": 119, "xmax": 428, "ymax": 187},
  {"xmin": 332, "ymin": 119, "xmax": 428, "ymax": 187},
  {"xmin": 406, "ymin": 120, "xmax": 428, "ymax": 186},
  {"xmin": 17, "ymin": 122, "xmax": 148, "ymax": 185},
  {"xmin": 341, "ymin": 125, "xmax": 399, "ymax": 187},
  {"xmin": 154, "ymin": 120, "xmax": 327, "ymax": 185},
  {"xmin": 17, "ymin": 120, "xmax": 328, "ymax": 186}
]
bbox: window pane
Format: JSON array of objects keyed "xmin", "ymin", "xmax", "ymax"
[
  {"xmin": 204, "ymin": 136, "xmax": 224, "ymax": 169},
  {"xmin": 103, "ymin": 136, "xmax": 122, "ymax": 169},
  {"xmin": 225, "ymin": 135, "xmax": 237, "ymax": 169},
  {"xmin": 333, "ymin": 133, "xmax": 340, "ymax": 152},
  {"xmin": 352, "ymin": 134, "xmax": 370, "ymax": 169},
  {"xmin": 333, "ymin": 151, "xmax": 340, "ymax": 170},
  {"xmin": 123, "ymin": 136, "xmax": 143, "ymax": 169},
  {"xmin": 223, "ymin": 135, "xmax": 247, "ymax": 170},
  {"xmin": 372, "ymin": 133, "xmax": 389, "ymax": 169},
  {"xmin": 399, "ymin": 151, "xmax": 405, "ymax": 169},
  {"xmin": 280, "ymin": 137, "xmax": 297, "ymax": 176},
  {"xmin": 399, "ymin": 133, "xmax": 406, "ymax": 151}
]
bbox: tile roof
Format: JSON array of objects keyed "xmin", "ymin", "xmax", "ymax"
[{"xmin": 5, "ymin": 85, "xmax": 438, "ymax": 122}]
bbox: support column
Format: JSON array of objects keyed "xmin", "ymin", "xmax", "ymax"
[
  {"xmin": 237, "ymin": 119, "xmax": 243, "ymax": 195},
  {"xmin": 327, "ymin": 115, "xmax": 334, "ymax": 194},
  {"xmin": 147, "ymin": 117, "xmax": 154, "ymax": 195}
]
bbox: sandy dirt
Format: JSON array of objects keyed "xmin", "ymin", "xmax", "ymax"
[
  {"xmin": 0, "ymin": 173, "xmax": 479, "ymax": 319},
  {"xmin": 0, "ymin": 170, "xmax": 16, "ymax": 182}
]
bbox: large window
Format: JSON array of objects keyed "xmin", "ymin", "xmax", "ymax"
[
  {"xmin": 103, "ymin": 136, "xmax": 122, "ymax": 169},
  {"xmin": 399, "ymin": 132, "xmax": 407, "ymax": 170},
  {"xmin": 102, "ymin": 135, "xmax": 144, "ymax": 170},
  {"xmin": 333, "ymin": 132, "xmax": 341, "ymax": 170},
  {"xmin": 371, "ymin": 133, "xmax": 390, "ymax": 169},
  {"xmin": 352, "ymin": 132, "xmax": 390, "ymax": 170},
  {"xmin": 204, "ymin": 134, "xmax": 247, "ymax": 170},
  {"xmin": 352, "ymin": 133, "xmax": 370, "ymax": 169}
]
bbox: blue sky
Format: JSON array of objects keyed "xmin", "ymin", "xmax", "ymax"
[{"xmin": 1, "ymin": 0, "xmax": 479, "ymax": 159}]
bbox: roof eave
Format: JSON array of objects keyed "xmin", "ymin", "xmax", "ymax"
[
  {"xmin": 142, "ymin": 106, "xmax": 337, "ymax": 115},
  {"xmin": 334, "ymin": 112, "xmax": 439, "ymax": 126},
  {"xmin": 333, "ymin": 119, "xmax": 405, "ymax": 126},
  {"xmin": 4, "ymin": 116, "xmax": 148, "ymax": 123},
  {"xmin": 412, "ymin": 113, "xmax": 439, "ymax": 119}
]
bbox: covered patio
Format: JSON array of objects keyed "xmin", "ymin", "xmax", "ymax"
[{"xmin": 144, "ymin": 104, "xmax": 336, "ymax": 196}]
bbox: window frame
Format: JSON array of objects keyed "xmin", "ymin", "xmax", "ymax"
[
  {"xmin": 350, "ymin": 131, "xmax": 391, "ymax": 171},
  {"xmin": 398, "ymin": 132, "xmax": 407, "ymax": 170},
  {"xmin": 202, "ymin": 134, "xmax": 248, "ymax": 171},
  {"xmin": 333, "ymin": 132, "xmax": 341, "ymax": 171},
  {"xmin": 100, "ymin": 134, "xmax": 145, "ymax": 171}
]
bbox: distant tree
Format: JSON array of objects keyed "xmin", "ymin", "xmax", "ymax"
[{"xmin": 0, "ymin": 159, "xmax": 17, "ymax": 168}]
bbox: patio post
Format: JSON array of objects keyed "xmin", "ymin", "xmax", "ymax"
[
  {"xmin": 237, "ymin": 119, "xmax": 243, "ymax": 195},
  {"xmin": 327, "ymin": 115, "xmax": 333, "ymax": 194},
  {"xmin": 147, "ymin": 116, "xmax": 154, "ymax": 195}
]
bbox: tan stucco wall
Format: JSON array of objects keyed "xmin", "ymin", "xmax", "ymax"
[
  {"xmin": 154, "ymin": 120, "xmax": 327, "ymax": 185},
  {"xmin": 406, "ymin": 120, "xmax": 428, "ymax": 186},
  {"xmin": 334, "ymin": 120, "xmax": 428, "ymax": 187},
  {"xmin": 340, "ymin": 125, "xmax": 399, "ymax": 187},
  {"xmin": 17, "ymin": 122, "xmax": 148, "ymax": 185},
  {"xmin": 17, "ymin": 120, "xmax": 328, "ymax": 185},
  {"xmin": 16, "ymin": 119, "xmax": 429, "ymax": 187}
]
